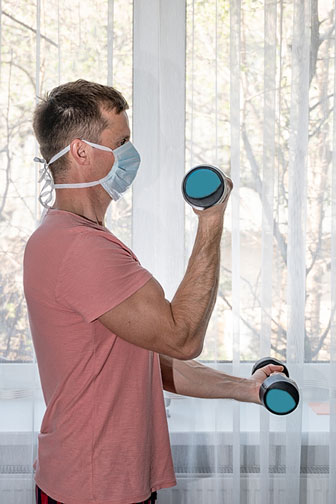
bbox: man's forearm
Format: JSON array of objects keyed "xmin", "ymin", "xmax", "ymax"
[
  {"xmin": 170, "ymin": 217, "xmax": 223, "ymax": 358},
  {"xmin": 160, "ymin": 355, "xmax": 259, "ymax": 403}
]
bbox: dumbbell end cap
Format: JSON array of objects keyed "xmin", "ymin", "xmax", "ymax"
[{"xmin": 263, "ymin": 384, "xmax": 299, "ymax": 415}]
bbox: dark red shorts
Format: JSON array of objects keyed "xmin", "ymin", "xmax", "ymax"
[{"xmin": 35, "ymin": 485, "xmax": 158, "ymax": 504}]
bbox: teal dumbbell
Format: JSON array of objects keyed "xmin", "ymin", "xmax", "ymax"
[
  {"xmin": 181, "ymin": 165, "xmax": 230, "ymax": 209},
  {"xmin": 252, "ymin": 357, "xmax": 300, "ymax": 415}
]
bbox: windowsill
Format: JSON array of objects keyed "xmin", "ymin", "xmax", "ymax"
[{"xmin": 0, "ymin": 362, "xmax": 332, "ymax": 438}]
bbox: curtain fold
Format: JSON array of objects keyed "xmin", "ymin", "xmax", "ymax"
[
  {"xmin": 132, "ymin": 0, "xmax": 186, "ymax": 300},
  {"xmin": 285, "ymin": 0, "xmax": 310, "ymax": 498},
  {"xmin": 330, "ymin": 2, "xmax": 336, "ymax": 501},
  {"xmin": 229, "ymin": 0, "xmax": 242, "ymax": 501},
  {"xmin": 260, "ymin": 0, "xmax": 277, "ymax": 500}
]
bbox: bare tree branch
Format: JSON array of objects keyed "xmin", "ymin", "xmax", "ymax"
[
  {"xmin": 241, "ymin": 125, "xmax": 288, "ymax": 265},
  {"xmin": 309, "ymin": 93, "xmax": 334, "ymax": 113},
  {"xmin": 219, "ymin": 290, "xmax": 287, "ymax": 359},
  {"xmin": 0, "ymin": 50, "xmax": 13, "ymax": 219},
  {"xmin": 2, "ymin": 10, "xmax": 58, "ymax": 48},
  {"xmin": 1, "ymin": 60, "xmax": 35, "ymax": 89},
  {"xmin": 311, "ymin": 306, "xmax": 335, "ymax": 358}
]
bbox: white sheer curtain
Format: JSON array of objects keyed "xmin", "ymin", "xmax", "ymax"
[
  {"xmin": 134, "ymin": 1, "xmax": 335, "ymax": 503},
  {"xmin": 1, "ymin": 0, "xmax": 335, "ymax": 503},
  {"xmin": 0, "ymin": 1, "xmax": 134, "ymax": 502}
]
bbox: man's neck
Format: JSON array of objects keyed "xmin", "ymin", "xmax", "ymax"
[{"xmin": 51, "ymin": 205, "xmax": 105, "ymax": 226}]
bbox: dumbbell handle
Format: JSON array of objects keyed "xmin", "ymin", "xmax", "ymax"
[
  {"xmin": 251, "ymin": 357, "xmax": 289, "ymax": 378},
  {"xmin": 252, "ymin": 357, "xmax": 299, "ymax": 415}
]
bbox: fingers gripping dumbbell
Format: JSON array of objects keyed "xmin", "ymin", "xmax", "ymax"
[{"xmin": 251, "ymin": 357, "xmax": 300, "ymax": 415}]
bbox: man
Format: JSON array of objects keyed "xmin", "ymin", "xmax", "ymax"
[{"xmin": 23, "ymin": 79, "xmax": 283, "ymax": 504}]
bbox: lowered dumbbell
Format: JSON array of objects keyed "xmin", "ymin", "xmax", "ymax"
[{"xmin": 251, "ymin": 357, "xmax": 300, "ymax": 415}]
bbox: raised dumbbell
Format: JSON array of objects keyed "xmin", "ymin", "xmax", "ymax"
[
  {"xmin": 251, "ymin": 357, "xmax": 300, "ymax": 415},
  {"xmin": 181, "ymin": 165, "xmax": 231, "ymax": 209}
]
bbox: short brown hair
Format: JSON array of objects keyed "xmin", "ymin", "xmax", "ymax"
[{"xmin": 33, "ymin": 79, "xmax": 129, "ymax": 181}]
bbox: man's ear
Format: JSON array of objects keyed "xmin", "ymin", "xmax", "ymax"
[{"xmin": 69, "ymin": 139, "xmax": 90, "ymax": 165}]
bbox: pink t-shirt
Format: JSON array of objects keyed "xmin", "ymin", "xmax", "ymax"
[{"xmin": 23, "ymin": 208, "xmax": 177, "ymax": 504}]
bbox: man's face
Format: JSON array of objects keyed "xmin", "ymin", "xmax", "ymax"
[
  {"xmin": 100, "ymin": 107, "xmax": 131, "ymax": 151},
  {"xmin": 85, "ymin": 106, "xmax": 131, "ymax": 182},
  {"xmin": 66, "ymin": 106, "xmax": 132, "ymax": 190}
]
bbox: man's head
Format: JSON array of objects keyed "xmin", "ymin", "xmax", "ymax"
[{"xmin": 33, "ymin": 79, "xmax": 129, "ymax": 183}]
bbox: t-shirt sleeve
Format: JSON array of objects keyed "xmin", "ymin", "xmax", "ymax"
[{"xmin": 55, "ymin": 231, "xmax": 153, "ymax": 323}]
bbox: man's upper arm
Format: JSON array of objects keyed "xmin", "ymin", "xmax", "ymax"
[
  {"xmin": 56, "ymin": 232, "xmax": 193, "ymax": 359},
  {"xmin": 98, "ymin": 277, "xmax": 191, "ymax": 360}
]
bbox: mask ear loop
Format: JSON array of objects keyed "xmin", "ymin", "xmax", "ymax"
[
  {"xmin": 33, "ymin": 145, "xmax": 71, "ymax": 210},
  {"xmin": 34, "ymin": 157, "xmax": 54, "ymax": 209}
]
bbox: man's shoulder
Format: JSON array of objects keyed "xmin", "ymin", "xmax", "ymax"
[{"xmin": 24, "ymin": 214, "xmax": 139, "ymax": 267}]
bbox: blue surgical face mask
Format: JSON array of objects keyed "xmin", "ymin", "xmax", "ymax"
[{"xmin": 34, "ymin": 139, "xmax": 141, "ymax": 209}]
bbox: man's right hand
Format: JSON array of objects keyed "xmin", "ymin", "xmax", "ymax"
[{"xmin": 192, "ymin": 174, "xmax": 233, "ymax": 220}]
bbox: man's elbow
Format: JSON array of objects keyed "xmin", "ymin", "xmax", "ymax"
[{"xmin": 180, "ymin": 342, "xmax": 203, "ymax": 361}]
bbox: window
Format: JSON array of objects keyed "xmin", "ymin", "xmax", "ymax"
[{"xmin": 1, "ymin": 0, "xmax": 335, "ymax": 368}]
